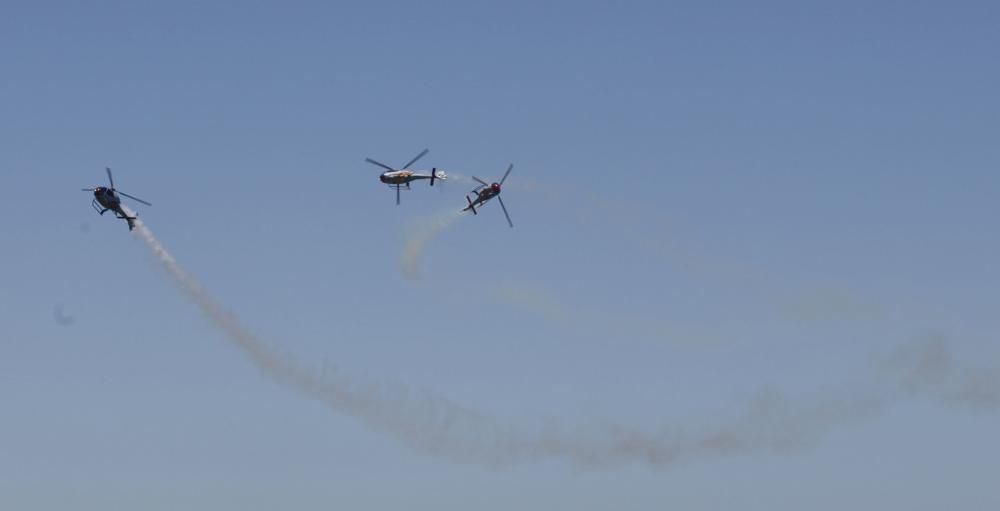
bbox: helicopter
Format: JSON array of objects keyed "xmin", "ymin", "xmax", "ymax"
[
  {"xmin": 462, "ymin": 163, "xmax": 514, "ymax": 228},
  {"xmin": 81, "ymin": 167, "xmax": 151, "ymax": 231},
  {"xmin": 364, "ymin": 148, "xmax": 446, "ymax": 205}
]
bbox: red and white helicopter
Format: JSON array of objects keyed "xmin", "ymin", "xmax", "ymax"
[
  {"xmin": 364, "ymin": 148, "xmax": 446, "ymax": 205},
  {"xmin": 462, "ymin": 164, "xmax": 514, "ymax": 228},
  {"xmin": 81, "ymin": 167, "xmax": 151, "ymax": 231}
]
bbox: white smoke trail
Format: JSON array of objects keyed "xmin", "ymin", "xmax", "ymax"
[
  {"xmin": 127, "ymin": 209, "xmax": 999, "ymax": 467},
  {"xmin": 400, "ymin": 209, "xmax": 465, "ymax": 279},
  {"xmin": 439, "ymin": 171, "xmax": 474, "ymax": 185},
  {"xmin": 129, "ymin": 211, "xmax": 519, "ymax": 463}
]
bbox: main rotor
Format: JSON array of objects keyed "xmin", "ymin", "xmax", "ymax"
[{"xmin": 81, "ymin": 167, "xmax": 152, "ymax": 206}]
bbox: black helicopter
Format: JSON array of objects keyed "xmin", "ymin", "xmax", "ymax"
[{"xmin": 81, "ymin": 167, "xmax": 151, "ymax": 231}]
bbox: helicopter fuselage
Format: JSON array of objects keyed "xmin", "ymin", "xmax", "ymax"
[
  {"xmin": 89, "ymin": 186, "xmax": 135, "ymax": 230},
  {"xmin": 379, "ymin": 170, "xmax": 418, "ymax": 185},
  {"xmin": 92, "ymin": 187, "xmax": 121, "ymax": 211},
  {"xmin": 464, "ymin": 183, "xmax": 501, "ymax": 210},
  {"xmin": 379, "ymin": 169, "xmax": 443, "ymax": 186}
]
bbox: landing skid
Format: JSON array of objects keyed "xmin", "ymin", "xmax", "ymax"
[
  {"xmin": 90, "ymin": 199, "xmax": 108, "ymax": 215},
  {"xmin": 387, "ymin": 183, "xmax": 411, "ymax": 205}
]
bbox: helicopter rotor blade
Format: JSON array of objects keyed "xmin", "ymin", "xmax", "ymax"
[
  {"xmin": 402, "ymin": 148, "xmax": 429, "ymax": 170},
  {"xmin": 365, "ymin": 158, "xmax": 395, "ymax": 172},
  {"xmin": 497, "ymin": 196, "xmax": 513, "ymax": 228},
  {"xmin": 396, "ymin": 185, "xmax": 401, "ymax": 205},
  {"xmin": 106, "ymin": 167, "xmax": 117, "ymax": 190},
  {"xmin": 117, "ymin": 191, "xmax": 152, "ymax": 206},
  {"xmin": 81, "ymin": 188, "xmax": 96, "ymax": 191},
  {"xmin": 500, "ymin": 163, "xmax": 513, "ymax": 185},
  {"xmin": 471, "ymin": 176, "xmax": 489, "ymax": 187}
]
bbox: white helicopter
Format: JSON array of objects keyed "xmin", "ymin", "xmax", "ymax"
[{"xmin": 364, "ymin": 148, "xmax": 446, "ymax": 205}]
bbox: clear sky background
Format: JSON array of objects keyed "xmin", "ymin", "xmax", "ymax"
[{"xmin": 1, "ymin": 1, "xmax": 999, "ymax": 509}]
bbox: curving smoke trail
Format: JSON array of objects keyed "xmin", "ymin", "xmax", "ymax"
[
  {"xmin": 400, "ymin": 209, "xmax": 465, "ymax": 279},
  {"xmin": 128, "ymin": 209, "xmax": 999, "ymax": 467},
  {"xmin": 398, "ymin": 171, "xmax": 524, "ymax": 279},
  {"xmin": 397, "ymin": 171, "xmax": 500, "ymax": 279}
]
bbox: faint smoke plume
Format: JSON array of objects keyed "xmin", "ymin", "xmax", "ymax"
[
  {"xmin": 886, "ymin": 335, "xmax": 1000, "ymax": 408},
  {"xmin": 400, "ymin": 210, "xmax": 465, "ymax": 279},
  {"xmin": 491, "ymin": 282, "xmax": 723, "ymax": 345},
  {"xmin": 128, "ymin": 209, "xmax": 997, "ymax": 467},
  {"xmin": 479, "ymin": 176, "xmax": 881, "ymax": 325},
  {"xmin": 493, "ymin": 283, "xmax": 570, "ymax": 324}
]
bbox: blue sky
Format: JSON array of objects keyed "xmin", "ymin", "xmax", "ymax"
[{"xmin": 2, "ymin": 1, "xmax": 999, "ymax": 509}]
